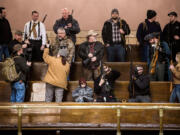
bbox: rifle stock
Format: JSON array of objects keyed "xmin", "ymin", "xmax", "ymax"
[{"xmin": 170, "ymin": 60, "xmax": 173, "ymax": 92}]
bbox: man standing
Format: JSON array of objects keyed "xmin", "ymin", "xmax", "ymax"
[
  {"xmin": 78, "ymin": 30, "xmax": 104, "ymax": 81},
  {"xmin": 162, "ymin": 12, "xmax": 180, "ymax": 62},
  {"xmin": 0, "ymin": 7, "xmax": 12, "ymax": 62},
  {"xmin": 11, "ymin": 44, "xmax": 31, "ymax": 102},
  {"xmin": 102, "ymin": 8, "xmax": 130, "ymax": 62},
  {"xmin": 53, "ymin": 8, "xmax": 80, "ymax": 44},
  {"xmin": 51, "ymin": 27, "xmax": 75, "ymax": 64},
  {"xmin": 145, "ymin": 32, "xmax": 171, "ymax": 81},
  {"xmin": 24, "ymin": 11, "xmax": 46, "ymax": 62},
  {"xmin": 136, "ymin": 10, "xmax": 161, "ymax": 62},
  {"xmin": 128, "ymin": 65, "xmax": 151, "ymax": 102},
  {"xmin": 8, "ymin": 30, "xmax": 27, "ymax": 55}
]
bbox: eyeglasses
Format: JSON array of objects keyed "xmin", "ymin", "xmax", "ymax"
[{"xmin": 60, "ymin": 46, "xmax": 67, "ymax": 49}]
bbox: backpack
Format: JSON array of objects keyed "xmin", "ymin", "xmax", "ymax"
[{"xmin": 1, "ymin": 57, "xmax": 20, "ymax": 82}]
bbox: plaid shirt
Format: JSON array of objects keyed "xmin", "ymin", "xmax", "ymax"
[{"xmin": 112, "ymin": 22, "xmax": 121, "ymax": 43}]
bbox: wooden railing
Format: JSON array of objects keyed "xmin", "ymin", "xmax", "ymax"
[{"xmin": 0, "ymin": 104, "xmax": 180, "ymax": 135}]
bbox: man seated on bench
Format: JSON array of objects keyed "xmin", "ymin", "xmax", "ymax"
[
  {"xmin": 94, "ymin": 64, "xmax": 120, "ymax": 102},
  {"xmin": 128, "ymin": 65, "xmax": 151, "ymax": 102}
]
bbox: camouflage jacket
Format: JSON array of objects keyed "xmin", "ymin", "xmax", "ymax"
[{"xmin": 50, "ymin": 36, "xmax": 75, "ymax": 64}]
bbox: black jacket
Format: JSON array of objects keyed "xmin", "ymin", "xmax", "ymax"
[
  {"xmin": 94, "ymin": 70, "xmax": 120, "ymax": 97},
  {"xmin": 162, "ymin": 21, "xmax": 180, "ymax": 43},
  {"xmin": 129, "ymin": 74, "xmax": 150, "ymax": 98},
  {"xmin": 149, "ymin": 42, "xmax": 171, "ymax": 63},
  {"xmin": 0, "ymin": 18, "xmax": 12, "ymax": 44},
  {"xmin": 102, "ymin": 18, "xmax": 130, "ymax": 45},
  {"xmin": 53, "ymin": 16, "xmax": 80, "ymax": 43},
  {"xmin": 8, "ymin": 39, "xmax": 22, "ymax": 55},
  {"xmin": 14, "ymin": 56, "xmax": 30, "ymax": 82},
  {"xmin": 78, "ymin": 41, "xmax": 104, "ymax": 68},
  {"xmin": 136, "ymin": 19, "xmax": 162, "ymax": 45}
]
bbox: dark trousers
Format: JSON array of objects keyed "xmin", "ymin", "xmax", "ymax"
[
  {"xmin": 140, "ymin": 43, "xmax": 149, "ymax": 62},
  {"xmin": 29, "ymin": 40, "xmax": 43, "ymax": 62},
  {"xmin": 0, "ymin": 44, "xmax": 9, "ymax": 62},
  {"xmin": 128, "ymin": 95, "xmax": 151, "ymax": 102}
]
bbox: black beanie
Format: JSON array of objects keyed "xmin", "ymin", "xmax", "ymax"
[
  {"xmin": 111, "ymin": 8, "xmax": 119, "ymax": 14},
  {"xmin": 147, "ymin": 10, "xmax": 157, "ymax": 19}
]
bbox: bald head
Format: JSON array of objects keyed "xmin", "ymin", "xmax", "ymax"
[{"xmin": 61, "ymin": 8, "xmax": 69, "ymax": 20}]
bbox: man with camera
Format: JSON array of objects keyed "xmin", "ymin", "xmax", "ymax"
[
  {"xmin": 78, "ymin": 30, "xmax": 104, "ymax": 81},
  {"xmin": 128, "ymin": 65, "xmax": 151, "ymax": 102},
  {"xmin": 51, "ymin": 27, "xmax": 75, "ymax": 64},
  {"xmin": 94, "ymin": 64, "xmax": 120, "ymax": 102}
]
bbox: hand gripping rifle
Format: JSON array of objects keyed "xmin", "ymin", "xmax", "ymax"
[{"xmin": 149, "ymin": 36, "xmax": 160, "ymax": 74}]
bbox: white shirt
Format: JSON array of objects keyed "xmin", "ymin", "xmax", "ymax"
[{"xmin": 24, "ymin": 20, "xmax": 46, "ymax": 45}]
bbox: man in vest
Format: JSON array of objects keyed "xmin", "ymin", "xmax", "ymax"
[{"xmin": 24, "ymin": 10, "xmax": 46, "ymax": 62}]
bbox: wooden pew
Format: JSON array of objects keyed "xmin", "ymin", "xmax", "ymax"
[
  {"xmin": 70, "ymin": 62, "xmax": 148, "ymax": 81},
  {"xmin": 0, "ymin": 81, "xmax": 171, "ymax": 103},
  {"xmin": 0, "ymin": 62, "xmax": 148, "ymax": 81},
  {"xmin": 0, "ymin": 102, "xmax": 179, "ymax": 131}
]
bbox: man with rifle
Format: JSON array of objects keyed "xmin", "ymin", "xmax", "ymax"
[
  {"xmin": 78, "ymin": 30, "xmax": 104, "ymax": 81},
  {"xmin": 53, "ymin": 8, "xmax": 80, "ymax": 44},
  {"xmin": 145, "ymin": 32, "xmax": 171, "ymax": 81},
  {"xmin": 128, "ymin": 65, "xmax": 151, "ymax": 102},
  {"xmin": 102, "ymin": 8, "xmax": 130, "ymax": 62},
  {"xmin": 24, "ymin": 10, "xmax": 47, "ymax": 62}
]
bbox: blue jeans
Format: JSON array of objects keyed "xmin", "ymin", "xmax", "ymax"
[
  {"xmin": 170, "ymin": 84, "xmax": 180, "ymax": 103},
  {"xmin": 0, "ymin": 44, "xmax": 10, "ymax": 62},
  {"xmin": 106, "ymin": 44, "xmax": 125, "ymax": 62},
  {"xmin": 11, "ymin": 81, "xmax": 26, "ymax": 102}
]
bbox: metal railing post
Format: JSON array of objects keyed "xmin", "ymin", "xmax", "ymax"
[
  {"xmin": 17, "ymin": 106, "xmax": 23, "ymax": 135},
  {"xmin": 159, "ymin": 108, "xmax": 164, "ymax": 135},
  {"xmin": 117, "ymin": 108, "xmax": 121, "ymax": 135}
]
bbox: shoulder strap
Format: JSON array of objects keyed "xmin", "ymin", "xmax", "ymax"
[
  {"xmin": 142, "ymin": 21, "xmax": 148, "ymax": 32},
  {"xmin": 38, "ymin": 22, "xmax": 40, "ymax": 38},
  {"xmin": 29, "ymin": 21, "xmax": 32, "ymax": 37},
  {"xmin": 13, "ymin": 56, "xmax": 20, "ymax": 60},
  {"xmin": 119, "ymin": 18, "xmax": 123, "ymax": 29}
]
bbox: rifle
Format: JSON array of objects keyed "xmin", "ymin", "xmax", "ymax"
[
  {"xmin": 169, "ymin": 60, "xmax": 173, "ymax": 92},
  {"xmin": 42, "ymin": 14, "xmax": 47, "ymax": 23},
  {"xmin": 149, "ymin": 36, "xmax": 160, "ymax": 74},
  {"xmin": 119, "ymin": 18, "xmax": 126, "ymax": 45},
  {"xmin": 168, "ymin": 22, "xmax": 174, "ymax": 92},
  {"xmin": 67, "ymin": 9, "xmax": 74, "ymax": 24},
  {"xmin": 128, "ymin": 45, "xmax": 134, "ymax": 98}
]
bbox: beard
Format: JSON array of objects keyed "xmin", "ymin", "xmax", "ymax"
[{"xmin": 112, "ymin": 17, "xmax": 118, "ymax": 20}]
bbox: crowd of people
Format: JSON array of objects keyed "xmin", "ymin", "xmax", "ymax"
[{"xmin": 0, "ymin": 7, "xmax": 180, "ymax": 103}]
